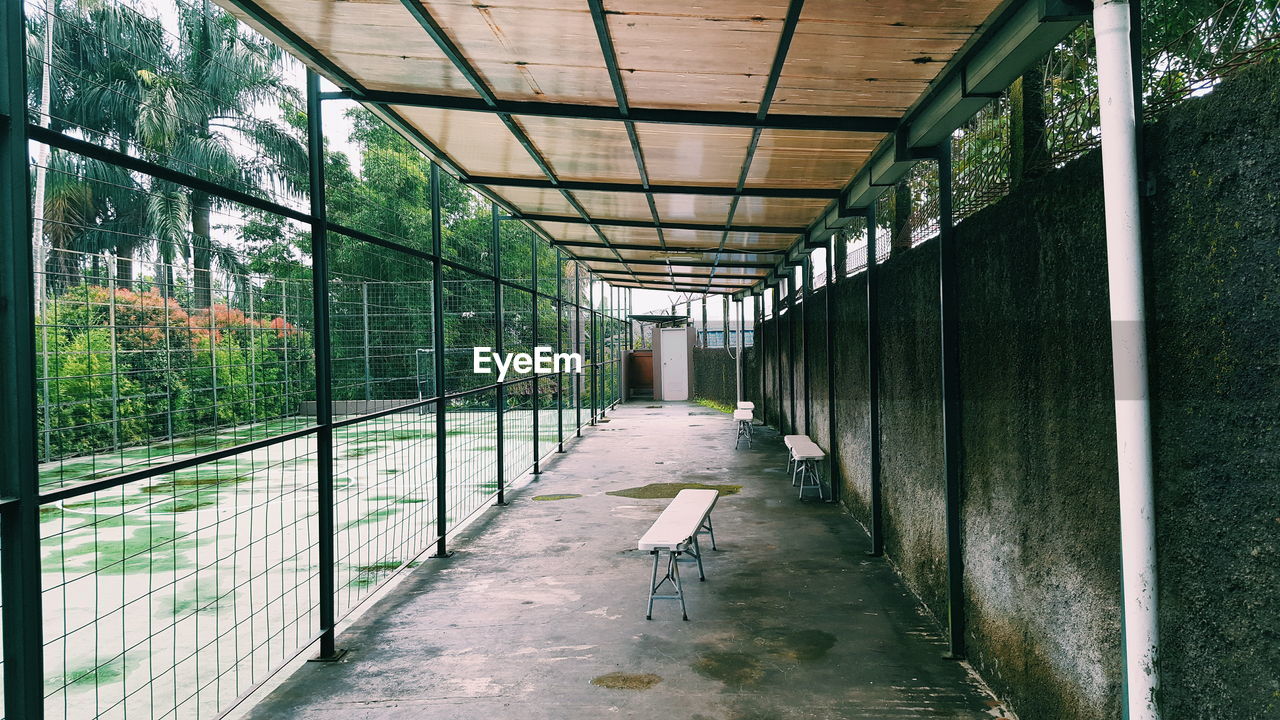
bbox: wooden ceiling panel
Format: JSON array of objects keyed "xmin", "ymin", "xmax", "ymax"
[
  {"xmin": 605, "ymin": 1, "xmax": 788, "ymax": 112},
  {"xmin": 492, "ymin": 185, "xmax": 581, "ymax": 216},
  {"xmin": 516, "ymin": 115, "xmax": 642, "ymax": 183},
  {"xmin": 569, "ymin": 190, "xmax": 655, "ymax": 222},
  {"xmin": 417, "ymin": 0, "xmax": 617, "ymax": 104},
  {"xmin": 732, "ymin": 196, "xmax": 832, "ymax": 226},
  {"xmin": 651, "ymin": 194, "xmax": 734, "ymax": 225},
  {"xmin": 771, "ymin": 0, "xmax": 1001, "ymax": 115},
  {"xmin": 745, "ymin": 129, "xmax": 880, "ymax": 189},
  {"xmin": 393, "ymin": 106, "xmax": 547, "ymax": 178},
  {"xmin": 634, "ymin": 123, "xmax": 753, "ymax": 187}
]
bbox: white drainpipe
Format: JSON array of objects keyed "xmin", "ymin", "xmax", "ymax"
[{"xmin": 1093, "ymin": 1, "xmax": 1160, "ymax": 718}]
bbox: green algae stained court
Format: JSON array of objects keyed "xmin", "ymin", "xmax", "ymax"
[{"xmin": 0, "ymin": 1, "xmax": 1276, "ymax": 720}]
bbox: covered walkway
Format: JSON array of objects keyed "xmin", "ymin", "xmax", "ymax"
[{"xmin": 243, "ymin": 402, "xmax": 1007, "ymax": 719}]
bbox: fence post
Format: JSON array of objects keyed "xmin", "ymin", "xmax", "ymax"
[
  {"xmin": 429, "ymin": 162, "xmax": 451, "ymax": 558},
  {"xmin": 306, "ymin": 69, "xmax": 340, "ymax": 659},
  {"xmin": 531, "ymin": 228, "xmax": 540, "ymax": 474},
  {"xmin": 492, "ymin": 203, "xmax": 507, "ymax": 505},
  {"xmin": 361, "ymin": 281, "xmax": 371, "ymax": 402},
  {"xmin": 555, "ymin": 249, "xmax": 564, "ymax": 452},
  {"xmin": 574, "ymin": 264, "xmax": 582, "ymax": 436},
  {"xmin": 1, "ymin": 0, "xmax": 46, "ymax": 710}
]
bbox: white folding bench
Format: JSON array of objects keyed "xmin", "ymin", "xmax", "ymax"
[
  {"xmin": 733, "ymin": 408, "xmax": 754, "ymax": 448},
  {"xmin": 783, "ymin": 434, "xmax": 809, "ymax": 473},
  {"xmin": 736, "ymin": 401, "xmax": 754, "ymax": 410},
  {"xmin": 790, "ymin": 439, "xmax": 827, "ymax": 500},
  {"xmin": 638, "ymin": 488, "xmax": 719, "ymax": 620}
]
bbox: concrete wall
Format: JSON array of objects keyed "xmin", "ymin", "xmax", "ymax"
[{"xmin": 740, "ymin": 62, "xmax": 1279, "ymax": 720}]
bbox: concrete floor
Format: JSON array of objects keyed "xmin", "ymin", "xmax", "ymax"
[{"xmin": 245, "ymin": 402, "xmax": 1011, "ymax": 720}]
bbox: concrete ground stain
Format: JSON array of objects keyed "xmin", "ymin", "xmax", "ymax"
[
  {"xmin": 752, "ymin": 628, "xmax": 837, "ymax": 662},
  {"xmin": 590, "ymin": 672, "xmax": 662, "ymax": 690},
  {"xmin": 692, "ymin": 651, "xmax": 764, "ymax": 686},
  {"xmin": 607, "ymin": 483, "xmax": 742, "ymax": 499}
]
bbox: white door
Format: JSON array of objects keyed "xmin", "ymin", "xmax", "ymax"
[{"xmin": 659, "ymin": 328, "xmax": 689, "ymax": 400}]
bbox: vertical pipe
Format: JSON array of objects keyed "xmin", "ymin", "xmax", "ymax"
[
  {"xmin": 556, "ymin": 249, "xmax": 564, "ymax": 452},
  {"xmin": 700, "ymin": 296, "xmax": 708, "ymax": 348},
  {"xmin": 1, "ymin": 0, "xmax": 46, "ymax": 709},
  {"xmin": 306, "ymin": 71, "xmax": 339, "ymax": 656},
  {"xmin": 531, "ymin": 228, "xmax": 540, "ymax": 474},
  {"xmin": 429, "ymin": 162, "xmax": 450, "ymax": 558},
  {"xmin": 801, "ymin": 257, "xmax": 811, "ymax": 436},
  {"xmin": 825, "ymin": 239, "xmax": 838, "ymax": 505},
  {"xmin": 773, "ymin": 287, "xmax": 782, "ymax": 430},
  {"xmin": 492, "ymin": 203, "xmax": 506, "ymax": 504},
  {"xmin": 1094, "ymin": 2, "xmax": 1160, "ymax": 716},
  {"xmin": 866, "ymin": 207, "xmax": 884, "ymax": 555},
  {"xmin": 936, "ymin": 143, "xmax": 965, "ymax": 659}
]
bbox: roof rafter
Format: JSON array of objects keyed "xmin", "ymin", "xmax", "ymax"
[
  {"xmin": 327, "ymin": 90, "xmax": 900, "ymax": 134},
  {"xmin": 526, "ymin": 212, "xmax": 804, "ymax": 235},
  {"xmin": 464, "ymin": 175, "xmax": 840, "ymax": 199}
]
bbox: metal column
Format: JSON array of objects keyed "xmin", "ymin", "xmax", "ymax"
[
  {"xmin": 1, "ymin": 0, "xmax": 45, "ymax": 710},
  {"xmin": 574, "ymin": 264, "xmax": 582, "ymax": 436},
  {"xmin": 429, "ymin": 162, "xmax": 451, "ymax": 558},
  {"xmin": 786, "ymin": 276, "xmax": 796, "ymax": 434},
  {"xmin": 756, "ymin": 294, "xmax": 765, "ymax": 420},
  {"xmin": 589, "ymin": 277, "xmax": 598, "ymax": 425},
  {"xmin": 306, "ymin": 71, "xmax": 340, "ymax": 658},
  {"xmin": 531, "ymin": 228, "xmax": 540, "ymax": 474},
  {"xmin": 936, "ymin": 144, "xmax": 964, "ymax": 658},
  {"xmin": 556, "ymin": 248, "xmax": 565, "ymax": 452},
  {"xmin": 824, "ymin": 240, "xmax": 838, "ymax": 505},
  {"xmin": 801, "ymin": 257, "xmax": 812, "ymax": 436},
  {"xmin": 492, "ymin": 204, "xmax": 507, "ymax": 503},
  {"xmin": 866, "ymin": 207, "xmax": 884, "ymax": 555},
  {"xmin": 773, "ymin": 287, "xmax": 783, "ymax": 430}
]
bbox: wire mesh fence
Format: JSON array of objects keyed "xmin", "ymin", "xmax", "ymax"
[{"xmin": 8, "ymin": 1, "xmax": 628, "ymax": 718}]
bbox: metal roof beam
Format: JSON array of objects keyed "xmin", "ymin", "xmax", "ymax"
[
  {"xmin": 464, "ymin": 175, "xmax": 839, "ymax": 199},
  {"xmin": 525, "ymin": 212, "xmax": 804, "ymax": 235},
  {"xmin": 332, "ymin": 89, "xmax": 899, "ymax": 134}
]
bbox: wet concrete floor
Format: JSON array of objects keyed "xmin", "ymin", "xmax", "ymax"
[{"xmin": 245, "ymin": 402, "xmax": 1010, "ymax": 720}]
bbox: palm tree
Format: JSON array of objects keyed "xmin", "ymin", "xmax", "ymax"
[{"xmin": 135, "ymin": 0, "xmax": 306, "ymax": 309}]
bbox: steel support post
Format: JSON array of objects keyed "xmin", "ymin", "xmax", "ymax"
[
  {"xmin": 575, "ymin": 265, "xmax": 582, "ymax": 436},
  {"xmin": 700, "ymin": 296, "xmax": 708, "ymax": 347},
  {"xmin": 866, "ymin": 207, "xmax": 884, "ymax": 555},
  {"xmin": 801, "ymin": 257, "xmax": 812, "ymax": 436},
  {"xmin": 589, "ymin": 280, "xmax": 598, "ymax": 425},
  {"xmin": 306, "ymin": 71, "xmax": 341, "ymax": 658},
  {"xmin": 556, "ymin": 249, "xmax": 565, "ymax": 452},
  {"xmin": 1, "ymin": 0, "xmax": 45, "ymax": 711},
  {"xmin": 492, "ymin": 204, "xmax": 507, "ymax": 503},
  {"xmin": 756, "ymin": 294, "xmax": 765, "ymax": 421},
  {"xmin": 936, "ymin": 143, "xmax": 964, "ymax": 658},
  {"xmin": 735, "ymin": 298, "xmax": 744, "ymax": 403},
  {"xmin": 771, "ymin": 288, "xmax": 779, "ymax": 428},
  {"xmin": 786, "ymin": 277, "xmax": 796, "ymax": 434},
  {"xmin": 429, "ymin": 162, "xmax": 451, "ymax": 558},
  {"xmin": 531, "ymin": 228, "xmax": 540, "ymax": 474},
  {"xmin": 834, "ymin": 229, "xmax": 847, "ymax": 282},
  {"xmin": 824, "ymin": 241, "xmax": 838, "ymax": 505}
]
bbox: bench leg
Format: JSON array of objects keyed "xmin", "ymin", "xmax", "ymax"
[
  {"xmin": 646, "ymin": 550, "xmax": 661, "ymax": 620},
  {"xmin": 647, "ymin": 549, "xmax": 690, "ymax": 620},
  {"xmin": 690, "ymin": 534, "xmax": 706, "ymax": 581},
  {"xmin": 700, "ymin": 514, "xmax": 718, "ymax": 551},
  {"xmin": 670, "ymin": 551, "xmax": 688, "ymax": 621}
]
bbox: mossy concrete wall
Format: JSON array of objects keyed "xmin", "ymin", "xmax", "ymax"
[{"xmin": 739, "ymin": 61, "xmax": 1279, "ymax": 719}]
